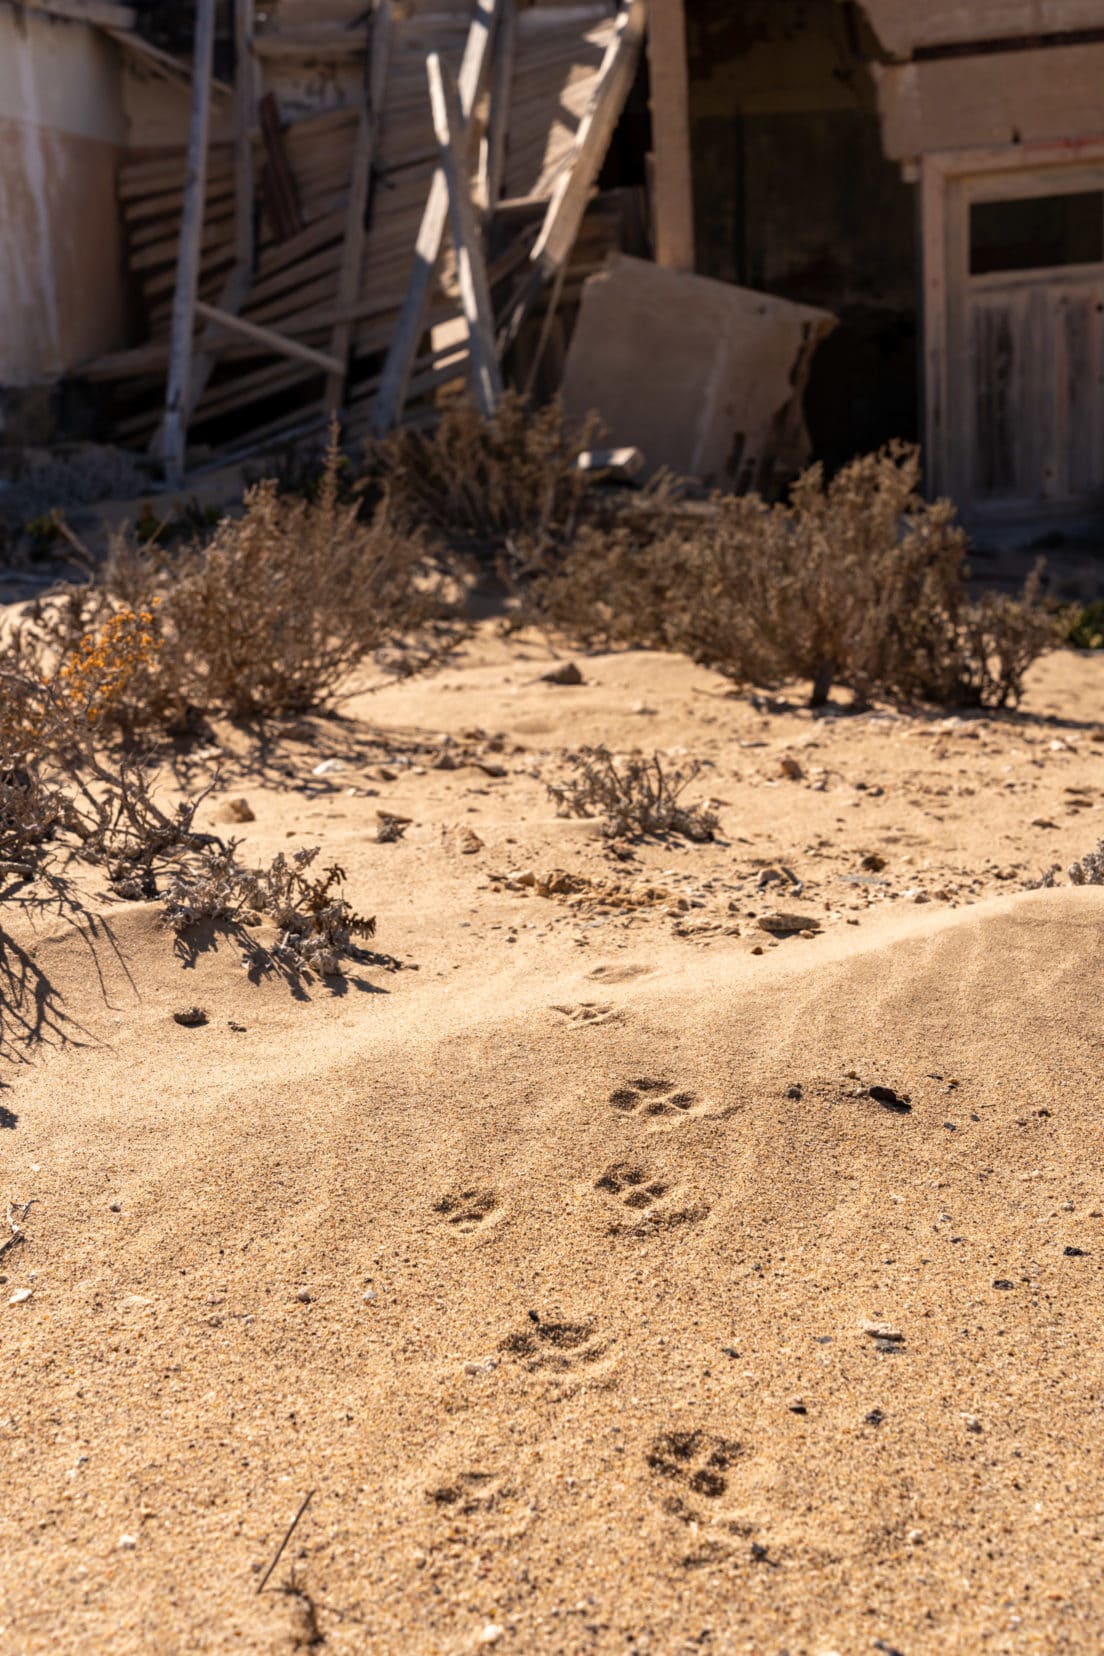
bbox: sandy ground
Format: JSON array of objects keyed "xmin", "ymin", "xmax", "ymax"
[{"xmin": 2, "ymin": 626, "xmax": 1104, "ymax": 1655}]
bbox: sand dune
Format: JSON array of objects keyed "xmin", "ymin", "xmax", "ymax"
[{"xmin": 2, "ymin": 635, "xmax": 1104, "ymax": 1653}]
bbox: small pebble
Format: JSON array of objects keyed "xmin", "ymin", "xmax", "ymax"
[
  {"xmin": 117, "ymin": 1534, "xmax": 137, "ymax": 1551},
  {"xmin": 296, "ymin": 1289, "xmax": 312, "ymax": 1304},
  {"xmin": 8, "ymin": 1288, "xmax": 32, "ymax": 1306},
  {"xmin": 861, "ymin": 1321, "xmax": 903, "ymax": 1342}
]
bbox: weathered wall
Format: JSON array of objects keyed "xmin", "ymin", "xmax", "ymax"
[
  {"xmin": 875, "ymin": 42, "xmax": 1104, "ymax": 159},
  {"xmin": 856, "ymin": 0, "xmax": 1104, "ymax": 60},
  {"xmin": 0, "ymin": 5, "xmax": 128, "ymax": 385}
]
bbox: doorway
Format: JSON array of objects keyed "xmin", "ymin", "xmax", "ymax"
[{"xmin": 923, "ymin": 145, "xmax": 1104, "ymax": 530}]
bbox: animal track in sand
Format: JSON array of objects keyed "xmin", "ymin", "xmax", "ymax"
[
  {"xmin": 645, "ymin": 1430, "xmax": 756, "ymax": 1567},
  {"xmin": 587, "ymin": 962, "xmax": 653, "ymax": 984},
  {"xmin": 594, "ymin": 1162, "xmax": 709, "ymax": 1236},
  {"xmin": 550, "ymin": 1001, "xmax": 623, "ymax": 1027},
  {"xmin": 425, "ymin": 1470, "xmax": 513, "ymax": 1516},
  {"xmin": 499, "ymin": 1313, "xmax": 611, "ymax": 1373},
  {"xmin": 647, "ymin": 1430, "xmax": 743, "ymax": 1500},
  {"xmin": 433, "ymin": 1189, "xmax": 501, "ymax": 1234},
  {"xmin": 607, "ymin": 1078, "xmax": 704, "ymax": 1121}
]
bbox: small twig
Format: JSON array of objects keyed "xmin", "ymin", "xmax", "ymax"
[
  {"xmin": 0, "ymin": 1198, "xmax": 35, "ymax": 1263},
  {"xmin": 257, "ymin": 1489, "xmax": 314, "ymax": 1594}
]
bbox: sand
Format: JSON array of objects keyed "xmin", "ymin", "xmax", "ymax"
[{"xmin": 2, "ymin": 629, "xmax": 1103, "ymax": 1655}]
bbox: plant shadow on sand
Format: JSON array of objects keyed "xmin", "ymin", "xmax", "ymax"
[
  {"xmin": 0, "ymin": 871, "xmax": 121, "ymax": 1085},
  {"xmin": 170, "ymin": 913, "xmax": 397, "ymax": 1004}
]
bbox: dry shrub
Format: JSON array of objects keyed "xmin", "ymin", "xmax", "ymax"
[
  {"xmin": 547, "ymin": 747, "xmax": 719, "ymax": 842},
  {"xmin": 531, "ymin": 445, "xmax": 1057, "ymax": 710},
  {"xmin": 0, "ymin": 648, "xmax": 209, "ymax": 887},
  {"xmin": 1067, "ymin": 838, "xmax": 1104, "ymax": 885},
  {"xmin": 3, "ymin": 430, "xmax": 454, "ymax": 731},
  {"xmin": 162, "ymin": 843, "xmax": 377, "ymax": 977},
  {"xmin": 367, "ymin": 393, "xmax": 600, "ymax": 575}
]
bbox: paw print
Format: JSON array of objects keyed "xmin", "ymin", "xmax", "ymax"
[
  {"xmin": 608, "ymin": 1078, "xmax": 700, "ymax": 1118},
  {"xmin": 646, "ymin": 1430, "xmax": 741, "ymax": 1500},
  {"xmin": 433, "ymin": 1189, "xmax": 500, "ymax": 1234}
]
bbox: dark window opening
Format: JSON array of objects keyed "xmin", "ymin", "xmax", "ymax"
[{"xmin": 970, "ymin": 191, "xmax": 1104, "ymax": 276}]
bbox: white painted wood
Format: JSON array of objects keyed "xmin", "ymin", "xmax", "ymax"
[
  {"xmin": 158, "ymin": 0, "xmax": 217, "ymax": 484},
  {"xmin": 371, "ymin": 0, "xmax": 503, "ymax": 435},
  {"xmin": 325, "ymin": 0, "xmax": 393, "ymax": 413},
  {"xmin": 194, "ymin": 299, "xmax": 344, "ymax": 375},
  {"xmin": 427, "ymin": 51, "xmax": 503, "ymax": 415}
]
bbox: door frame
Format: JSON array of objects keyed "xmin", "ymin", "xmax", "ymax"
[{"xmin": 919, "ymin": 137, "xmax": 1104, "ymax": 518}]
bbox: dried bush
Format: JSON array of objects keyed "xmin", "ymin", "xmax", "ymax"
[
  {"xmin": 529, "ymin": 445, "xmax": 1057, "ymax": 710},
  {"xmin": 366, "ymin": 393, "xmax": 601, "ymax": 576},
  {"xmin": 547, "ymin": 747, "xmax": 719, "ymax": 842},
  {"xmin": 1065, "ymin": 600, "xmax": 1104, "ymax": 650},
  {"xmin": 1067, "ymin": 838, "xmax": 1104, "ymax": 886},
  {"xmin": 0, "ymin": 650, "xmax": 210, "ymax": 888},
  {"xmin": 3, "ymin": 430, "xmax": 457, "ymax": 731},
  {"xmin": 162, "ymin": 843, "xmax": 376, "ymax": 977}
]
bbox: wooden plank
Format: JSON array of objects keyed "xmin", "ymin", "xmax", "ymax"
[
  {"xmin": 646, "ymin": 0, "xmax": 693, "ymax": 270},
  {"xmin": 106, "ymin": 26, "xmax": 234, "ymax": 97},
  {"xmin": 499, "ymin": 0, "xmax": 645, "ymax": 351},
  {"xmin": 129, "ymin": 213, "xmax": 236, "ymax": 271},
  {"xmin": 479, "ymin": 0, "xmax": 516, "ymax": 209},
  {"xmin": 530, "ymin": 0, "xmax": 646, "ymax": 276},
  {"xmin": 194, "ymin": 301, "xmax": 344, "ymax": 375},
  {"xmin": 856, "ymin": 0, "xmax": 1104, "ymax": 59},
  {"xmin": 371, "ymin": 0, "xmax": 504, "ymax": 435},
  {"xmin": 21, "ymin": 0, "xmax": 136, "ymax": 28},
  {"xmin": 251, "ymin": 26, "xmax": 370, "ymax": 59},
  {"xmin": 158, "ymin": 0, "xmax": 218, "ymax": 484},
  {"xmin": 326, "ymin": 0, "xmax": 393, "ymax": 412},
  {"xmin": 260, "ymin": 92, "xmax": 305, "ymax": 239},
  {"xmin": 874, "ymin": 43, "xmax": 1104, "ymax": 159},
  {"xmin": 427, "ymin": 52, "xmax": 502, "ymax": 416}
]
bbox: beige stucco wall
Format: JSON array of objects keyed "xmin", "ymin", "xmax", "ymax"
[{"xmin": 0, "ymin": 5, "xmax": 128, "ymax": 384}]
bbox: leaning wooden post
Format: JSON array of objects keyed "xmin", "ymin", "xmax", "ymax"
[
  {"xmin": 427, "ymin": 52, "xmax": 503, "ymax": 417},
  {"xmin": 370, "ymin": 0, "xmax": 501, "ymax": 436},
  {"xmin": 159, "ymin": 0, "xmax": 218, "ymax": 487},
  {"xmin": 325, "ymin": 0, "xmax": 393, "ymax": 415}
]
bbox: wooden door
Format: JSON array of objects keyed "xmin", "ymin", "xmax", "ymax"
[{"xmin": 937, "ymin": 159, "xmax": 1104, "ymax": 526}]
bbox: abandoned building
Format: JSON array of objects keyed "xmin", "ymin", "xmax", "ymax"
[{"xmin": 2, "ymin": 0, "xmax": 1104, "ymax": 541}]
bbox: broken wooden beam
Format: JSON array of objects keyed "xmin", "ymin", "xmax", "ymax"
[
  {"xmin": 193, "ymin": 301, "xmax": 344, "ymax": 376},
  {"xmin": 370, "ymin": 0, "xmax": 503, "ymax": 436},
  {"xmin": 427, "ymin": 52, "xmax": 503, "ymax": 418},
  {"xmin": 499, "ymin": 0, "xmax": 646, "ymax": 354}
]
